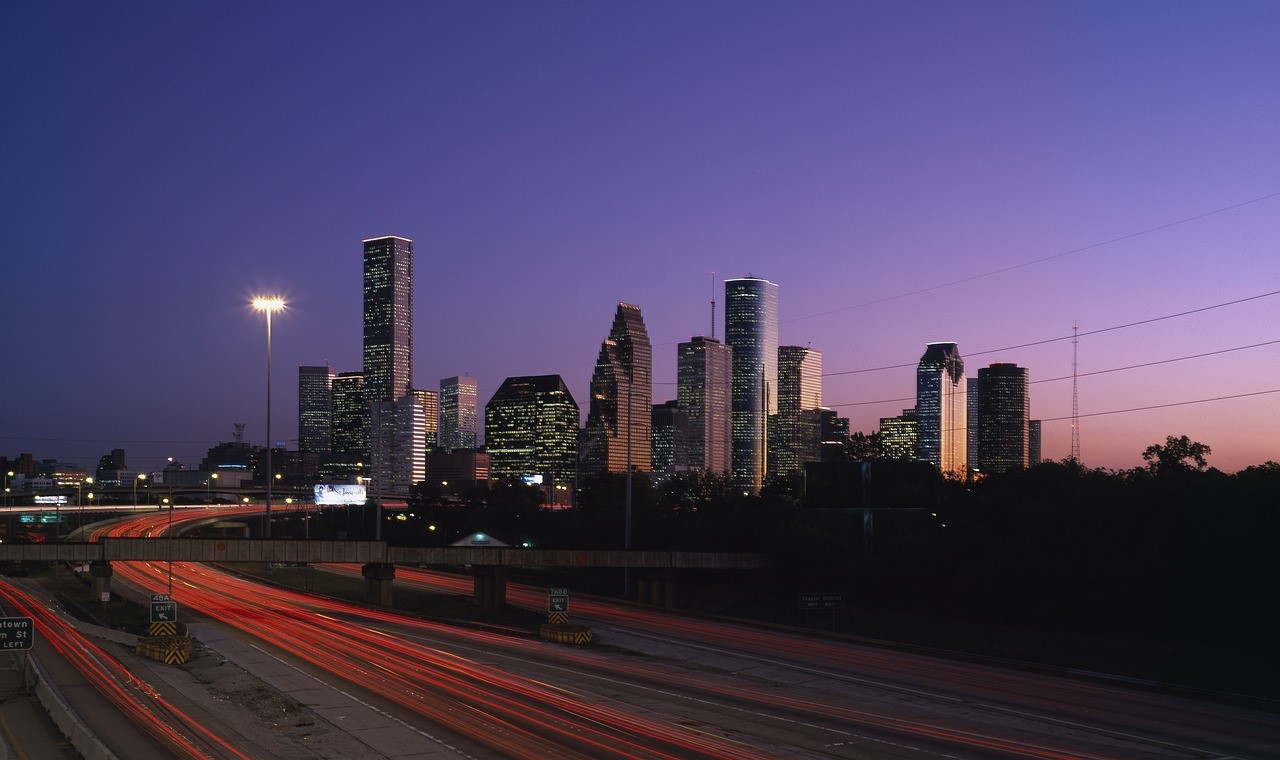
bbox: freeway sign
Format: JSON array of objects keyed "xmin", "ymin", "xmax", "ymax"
[
  {"xmin": 0, "ymin": 617, "xmax": 34, "ymax": 650},
  {"xmin": 151, "ymin": 594, "xmax": 171, "ymax": 603},
  {"xmin": 798, "ymin": 592, "xmax": 845, "ymax": 610},
  {"xmin": 150, "ymin": 601, "xmax": 178, "ymax": 623},
  {"xmin": 548, "ymin": 587, "xmax": 569, "ymax": 613}
]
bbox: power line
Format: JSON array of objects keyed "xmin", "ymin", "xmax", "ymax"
[
  {"xmin": 824, "ymin": 337, "xmax": 1280, "ymax": 409},
  {"xmin": 822, "ymin": 288, "xmax": 1280, "ymax": 378},
  {"xmin": 1032, "ymin": 339, "xmax": 1280, "ymax": 384},
  {"xmin": 1038, "ymin": 389, "xmax": 1280, "ymax": 423},
  {"xmin": 787, "ymin": 190, "xmax": 1280, "ymax": 324}
]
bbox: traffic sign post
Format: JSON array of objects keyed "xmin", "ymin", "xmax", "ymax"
[
  {"xmin": 150, "ymin": 594, "xmax": 178, "ymax": 636},
  {"xmin": 0, "ymin": 617, "xmax": 34, "ymax": 650},
  {"xmin": 547, "ymin": 587, "xmax": 569, "ymax": 624},
  {"xmin": 150, "ymin": 602, "xmax": 177, "ymax": 623}
]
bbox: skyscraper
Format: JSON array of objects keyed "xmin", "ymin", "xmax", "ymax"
[
  {"xmin": 363, "ymin": 236, "xmax": 414, "ymax": 406},
  {"xmin": 650, "ymin": 400, "xmax": 690, "ymax": 475},
  {"xmin": 725, "ymin": 277, "xmax": 778, "ymax": 491},
  {"xmin": 582, "ymin": 303, "xmax": 652, "ymax": 476},
  {"xmin": 976, "ymin": 363, "xmax": 1030, "ymax": 473},
  {"xmin": 297, "ymin": 365, "xmax": 335, "ymax": 455},
  {"xmin": 1028, "ymin": 419, "xmax": 1042, "ymax": 466},
  {"xmin": 880, "ymin": 408, "xmax": 918, "ymax": 460},
  {"xmin": 413, "ymin": 388, "xmax": 439, "ymax": 450},
  {"xmin": 916, "ymin": 342, "xmax": 967, "ymax": 476},
  {"xmin": 363, "ymin": 236, "xmax": 414, "ymax": 493},
  {"xmin": 677, "ymin": 336, "xmax": 732, "ymax": 475},
  {"xmin": 484, "ymin": 375, "xmax": 579, "ymax": 484},
  {"xmin": 439, "ymin": 375, "xmax": 479, "ymax": 452},
  {"xmin": 330, "ymin": 372, "xmax": 367, "ymax": 464},
  {"xmin": 966, "ymin": 376, "xmax": 982, "ymax": 468},
  {"xmin": 770, "ymin": 345, "xmax": 822, "ymax": 477}
]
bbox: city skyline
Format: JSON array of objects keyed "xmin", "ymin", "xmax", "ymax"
[{"xmin": 2, "ymin": 2, "xmax": 1277, "ymax": 475}]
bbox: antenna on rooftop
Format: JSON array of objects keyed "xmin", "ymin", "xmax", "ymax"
[{"xmin": 710, "ymin": 271, "xmax": 716, "ymax": 340}]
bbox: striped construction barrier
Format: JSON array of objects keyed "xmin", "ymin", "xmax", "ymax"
[
  {"xmin": 135, "ymin": 635, "xmax": 192, "ymax": 665},
  {"xmin": 149, "ymin": 621, "xmax": 178, "ymax": 637},
  {"xmin": 539, "ymin": 623, "xmax": 591, "ymax": 646}
]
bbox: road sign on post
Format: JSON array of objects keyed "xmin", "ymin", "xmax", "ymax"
[
  {"xmin": 150, "ymin": 600, "xmax": 177, "ymax": 623},
  {"xmin": 0, "ymin": 617, "xmax": 34, "ymax": 650},
  {"xmin": 547, "ymin": 587, "xmax": 569, "ymax": 624},
  {"xmin": 798, "ymin": 592, "xmax": 845, "ymax": 610}
]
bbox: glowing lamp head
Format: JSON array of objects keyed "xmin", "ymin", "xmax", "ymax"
[{"xmin": 252, "ymin": 296, "xmax": 286, "ymax": 313}]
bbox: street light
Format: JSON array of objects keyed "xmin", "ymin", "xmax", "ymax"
[
  {"xmin": 208, "ymin": 471, "xmax": 218, "ymax": 499},
  {"xmin": 253, "ymin": 295, "xmax": 285, "ymax": 539},
  {"xmin": 4, "ymin": 471, "xmax": 12, "ymax": 507},
  {"xmin": 78, "ymin": 476, "xmax": 93, "ymax": 531},
  {"xmin": 133, "ymin": 473, "xmax": 147, "ymax": 507}
]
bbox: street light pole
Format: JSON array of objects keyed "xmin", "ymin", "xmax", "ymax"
[{"xmin": 253, "ymin": 296, "xmax": 285, "ymax": 539}]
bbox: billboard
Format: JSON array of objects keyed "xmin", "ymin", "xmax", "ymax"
[{"xmin": 314, "ymin": 483, "xmax": 368, "ymax": 506}]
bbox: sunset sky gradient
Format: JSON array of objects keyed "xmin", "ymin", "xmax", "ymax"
[{"xmin": 3, "ymin": 1, "xmax": 1277, "ymax": 474}]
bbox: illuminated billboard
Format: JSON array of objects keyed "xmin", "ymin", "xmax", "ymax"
[{"xmin": 314, "ymin": 483, "xmax": 368, "ymax": 506}]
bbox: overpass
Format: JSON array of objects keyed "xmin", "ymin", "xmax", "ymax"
[{"xmin": 0, "ymin": 539, "xmax": 770, "ymax": 607}]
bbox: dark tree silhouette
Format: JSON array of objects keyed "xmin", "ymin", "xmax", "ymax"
[{"xmin": 1141, "ymin": 435, "xmax": 1212, "ymax": 474}]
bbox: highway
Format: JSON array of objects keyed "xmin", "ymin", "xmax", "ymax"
[
  {"xmin": 0, "ymin": 578, "xmax": 254, "ymax": 760},
  {"xmin": 72, "ymin": 506, "xmax": 1278, "ymax": 759},
  {"xmin": 97, "ymin": 509, "xmax": 766, "ymax": 759},
  {"xmin": 322, "ymin": 563, "xmax": 1279, "ymax": 760}
]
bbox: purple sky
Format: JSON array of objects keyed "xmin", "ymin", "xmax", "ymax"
[{"xmin": 3, "ymin": 1, "xmax": 1277, "ymax": 475}]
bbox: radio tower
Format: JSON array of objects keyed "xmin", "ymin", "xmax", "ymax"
[{"xmin": 1070, "ymin": 321, "xmax": 1081, "ymax": 463}]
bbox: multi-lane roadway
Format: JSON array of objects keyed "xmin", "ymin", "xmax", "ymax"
[{"xmin": 37, "ymin": 506, "xmax": 1277, "ymax": 758}]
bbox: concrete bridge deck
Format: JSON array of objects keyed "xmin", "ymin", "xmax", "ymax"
[{"xmin": 0, "ymin": 539, "xmax": 769, "ymax": 569}]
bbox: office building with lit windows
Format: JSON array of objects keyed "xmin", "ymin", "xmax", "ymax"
[
  {"xmin": 484, "ymin": 375, "xmax": 579, "ymax": 485},
  {"xmin": 363, "ymin": 236, "xmax": 414, "ymax": 491},
  {"xmin": 413, "ymin": 388, "xmax": 438, "ymax": 450},
  {"xmin": 975, "ymin": 363, "xmax": 1030, "ymax": 473},
  {"xmin": 582, "ymin": 303, "xmax": 652, "ymax": 476},
  {"xmin": 677, "ymin": 336, "xmax": 732, "ymax": 475},
  {"xmin": 651, "ymin": 400, "xmax": 690, "ymax": 474},
  {"xmin": 298, "ymin": 365, "xmax": 335, "ymax": 456},
  {"xmin": 1029, "ymin": 419, "xmax": 1042, "ymax": 465},
  {"xmin": 880, "ymin": 408, "xmax": 918, "ymax": 460},
  {"xmin": 770, "ymin": 345, "xmax": 822, "ymax": 477},
  {"xmin": 363, "ymin": 236, "xmax": 414, "ymax": 405},
  {"xmin": 330, "ymin": 372, "xmax": 367, "ymax": 465},
  {"xmin": 916, "ymin": 342, "xmax": 967, "ymax": 476},
  {"xmin": 439, "ymin": 375, "xmax": 479, "ymax": 452},
  {"xmin": 725, "ymin": 277, "xmax": 778, "ymax": 491}
]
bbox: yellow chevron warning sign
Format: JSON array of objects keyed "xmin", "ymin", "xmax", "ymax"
[
  {"xmin": 539, "ymin": 623, "xmax": 592, "ymax": 646},
  {"xmin": 135, "ymin": 635, "xmax": 192, "ymax": 666},
  {"xmin": 547, "ymin": 612, "xmax": 569, "ymax": 625},
  {"xmin": 149, "ymin": 622, "xmax": 178, "ymax": 637}
]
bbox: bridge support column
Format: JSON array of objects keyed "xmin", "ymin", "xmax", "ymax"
[
  {"xmin": 472, "ymin": 566, "xmax": 507, "ymax": 609},
  {"xmin": 361, "ymin": 563, "xmax": 395, "ymax": 607},
  {"xmin": 643, "ymin": 571, "xmax": 675, "ymax": 607},
  {"xmin": 660, "ymin": 569, "xmax": 678, "ymax": 608},
  {"xmin": 89, "ymin": 561, "xmax": 113, "ymax": 599}
]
